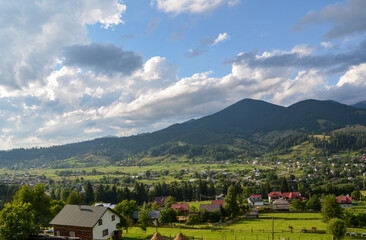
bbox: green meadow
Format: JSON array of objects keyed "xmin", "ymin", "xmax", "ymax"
[{"xmin": 123, "ymin": 213, "xmax": 334, "ymax": 240}]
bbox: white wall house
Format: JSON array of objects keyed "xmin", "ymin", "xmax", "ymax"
[{"xmin": 50, "ymin": 205, "xmax": 121, "ymax": 240}]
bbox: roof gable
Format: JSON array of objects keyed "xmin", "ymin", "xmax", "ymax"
[{"xmin": 50, "ymin": 205, "xmax": 110, "ymax": 228}]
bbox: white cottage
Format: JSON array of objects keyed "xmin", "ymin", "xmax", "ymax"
[{"xmin": 50, "ymin": 205, "xmax": 121, "ymax": 240}]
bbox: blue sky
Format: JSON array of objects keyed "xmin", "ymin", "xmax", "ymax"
[{"xmin": 0, "ymin": 0, "xmax": 366, "ymax": 149}]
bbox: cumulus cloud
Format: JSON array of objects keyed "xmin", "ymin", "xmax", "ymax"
[
  {"xmin": 0, "ymin": 0, "xmax": 126, "ymax": 89},
  {"xmin": 151, "ymin": 0, "xmax": 239, "ymax": 15},
  {"xmin": 292, "ymin": 0, "xmax": 366, "ymax": 39},
  {"xmin": 63, "ymin": 43, "xmax": 143, "ymax": 75}
]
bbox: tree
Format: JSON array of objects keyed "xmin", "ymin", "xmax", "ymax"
[
  {"xmin": 95, "ymin": 185, "xmax": 105, "ymax": 202},
  {"xmin": 280, "ymin": 177, "xmax": 289, "ymax": 193},
  {"xmin": 67, "ymin": 190, "xmax": 84, "ymax": 205},
  {"xmin": 164, "ymin": 196, "xmax": 176, "ymax": 208},
  {"xmin": 210, "ymin": 210, "xmax": 222, "ymax": 223},
  {"xmin": 12, "ymin": 183, "xmax": 52, "ymax": 226},
  {"xmin": 351, "ymin": 190, "xmax": 361, "ymax": 200},
  {"xmin": 199, "ymin": 208, "xmax": 210, "ymax": 222},
  {"xmin": 60, "ymin": 187, "xmax": 71, "ymax": 202},
  {"xmin": 321, "ymin": 195, "xmax": 343, "ymax": 222},
  {"xmin": 306, "ymin": 195, "xmax": 321, "ymax": 211},
  {"xmin": 118, "ymin": 215, "xmax": 132, "ymax": 233},
  {"xmin": 225, "ymin": 185, "xmax": 239, "ymax": 217},
  {"xmin": 291, "ymin": 199, "xmax": 306, "ymax": 211},
  {"xmin": 186, "ymin": 214, "xmax": 200, "ymax": 226},
  {"xmin": 327, "ymin": 218, "xmax": 346, "ymax": 240},
  {"xmin": 159, "ymin": 208, "xmax": 177, "ymax": 225},
  {"xmin": 0, "ymin": 202, "xmax": 39, "ymax": 240},
  {"xmin": 138, "ymin": 209, "xmax": 152, "ymax": 231},
  {"xmin": 84, "ymin": 182, "xmax": 94, "ymax": 205},
  {"xmin": 114, "ymin": 200, "xmax": 139, "ymax": 218},
  {"xmin": 50, "ymin": 200, "xmax": 65, "ymax": 217}
]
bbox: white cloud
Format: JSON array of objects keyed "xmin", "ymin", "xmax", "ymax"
[
  {"xmin": 321, "ymin": 41, "xmax": 334, "ymax": 48},
  {"xmin": 151, "ymin": 0, "xmax": 237, "ymax": 14},
  {"xmin": 212, "ymin": 33, "xmax": 230, "ymax": 46},
  {"xmin": 0, "ymin": 0, "xmax": 126, "ymax": 89},
  {"xmin": 337, "ymin": 63, "xmax": 366, "ymax": 87}
]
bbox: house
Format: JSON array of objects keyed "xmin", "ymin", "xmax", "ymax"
[
  {"xmin": 273, "ymin": 199, "xmax": 290, "ymax": 211},
  {"xmin": 171, "ymin": 203, "xmax": 190, "ymax": 215},
  {"xmin": 211, "ymin": 200, "xmax": 225, "ymax": 206},
  {"xmin": 268, "ymin": 192, "xmax": 282, "ymax": 202},
  {"xmin": 282, "ymin": 192, "xmax": 303, "ymax": 201},
  {"xmin": 155, "ymin": 196, "xmax": 169, "ymax": 206},
  {"xmin": 199, "ymin": 204, "xmax": 222, "ymax": 212},
  {"xmin": 336, "ymin": 196, "xmax": 353, "ymax": 208},
  {"xmin": 268, "ymin": 192, "xmax": 304, "ymax": 202},
  {"xmin": 133, "ymin": 210, "xmax": 160, "ymax": 226},
  {"xmin": 50, "ymin": 205, "xmax": 121, "ymax": 240},
  {"xmin": 248, "ymin": 195, "xmax": 264, "ymax": 207}
]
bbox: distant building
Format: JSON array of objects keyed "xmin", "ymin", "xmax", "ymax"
[
  {"xmin": 154, "ymin": 196, "xmax": 169, "ymax": 206},
  {"xmin": 50, "ymin": 205, "xmax": 121, "ymax": 240},
  {"xmin": 171, "ymin": 203, "xmax": 190, "ymax": 215},
  {"xmin": 211, "ymin": 200, "xmax": 225, "ymax": 206},
  {"xmin": 273, "ymin": 199, "xmax": 290, "ymax": 211},
  {"xmin": 133, "ymin": 210, "xmax": 160, "ymax": 226},
  {"xmin": 248, "ymin": 195, "xmax": 264, "ymax": 207},
  {"xmin": 268, "ymin": 192, "xmax": 304, "ymax": 202},
  {"xmin": 336, "ymin": 196, "xmax": 353, "ymax": 208},
  {"xmin": 199, "ymin": 204, "xmax": 222, "ymax": 212},
  {"xmin": 268, "ymin": 192, "xmax": 282, "ymax": 202}
]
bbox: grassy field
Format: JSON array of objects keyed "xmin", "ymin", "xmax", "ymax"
[
  {"xmin": 123, "ymin": 212, "xmax": 332, "ymax": 240},
  {"xmin": 0, "ymin": 161, "xmax": 275, "ymax": 184}
]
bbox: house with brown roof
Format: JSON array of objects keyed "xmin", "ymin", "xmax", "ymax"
[
  {"xmin": 171, "ymin": 203, "xmax": 190, "ymax": 214},
  {"xmin": 211, "ymin": 200, "xmax": 224, "ymax": 206},
  {"xmin": 199, "ymin": 204, "xmax": 222, "ymax": 212},
  {"xmin": 50, "ymin": 205, "xmax": 121, "ymax": 240}
]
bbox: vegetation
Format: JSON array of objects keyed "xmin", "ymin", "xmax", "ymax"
[{"xmin": 327, "ymin": 218, "xmax": 347, "ymax": 240}]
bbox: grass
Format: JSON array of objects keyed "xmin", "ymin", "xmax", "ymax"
[{"xmin": 123, "ymin": 212, "xmax": 332, "ymax": 240}]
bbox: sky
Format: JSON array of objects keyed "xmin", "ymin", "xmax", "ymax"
[{"xmin": 1, "ymin": 0, "xmax": 366, "ymax": 149}]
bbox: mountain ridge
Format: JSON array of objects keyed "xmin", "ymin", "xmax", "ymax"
[{"xmin": 1, "ymin": 98, "xmax": 366, "ymax": 166}]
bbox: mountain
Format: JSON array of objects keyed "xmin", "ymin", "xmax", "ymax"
[
  {"xmin": 352, "ymin": 101, "xmax": 366, "ymax": 110},
  {"xmin": 1, "ymin": 98, "xmax": 366, "ymax": 166}
]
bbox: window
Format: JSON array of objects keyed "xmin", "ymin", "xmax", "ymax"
[
  {"xmin": 98, "ymin": 219, "xmax": 103, "ymax": 226},
  {"xmin": 102, "ymin": 229, "xmax": 108, "ymax": 237},
  {"xmin": 112, "ymin": 215, "xmax": 115, "ymax": 221},
  {"xmin": 69, "ymin": 231, "xmax": 75, "ymax": 237}
]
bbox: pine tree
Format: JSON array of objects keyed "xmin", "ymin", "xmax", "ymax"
[
  {"xmin": 84, "ymin": 182, "xmax": 94, "ymax": 205},
  {"xmin": 224, "ymin": 185, "xmax": 239, "ymax": 217}
]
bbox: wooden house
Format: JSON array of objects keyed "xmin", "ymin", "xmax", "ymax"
[{"xmin": 50, "ymin": 205, "xmax": 121, "ymax": 240}]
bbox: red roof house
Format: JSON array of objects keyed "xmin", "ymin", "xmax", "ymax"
[
  {"xmin": 211, "ymin": 200, "xmax": 224, "ymax": 206},
  {"xmin": 171, "ymin": 203, "xmax": 190, "ymax": 214},
  {"xmin": 336, "ymin": 196, "xmax": 353, "ymax": 208}
]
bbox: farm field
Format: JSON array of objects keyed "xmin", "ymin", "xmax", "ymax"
[
  {"xmin": 0, "ymin": 160, "xmax": 278, "ymax": 184},
  {"xmin": 123, "ymin": 212, "xmax": 332, "ymax": 240}
]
